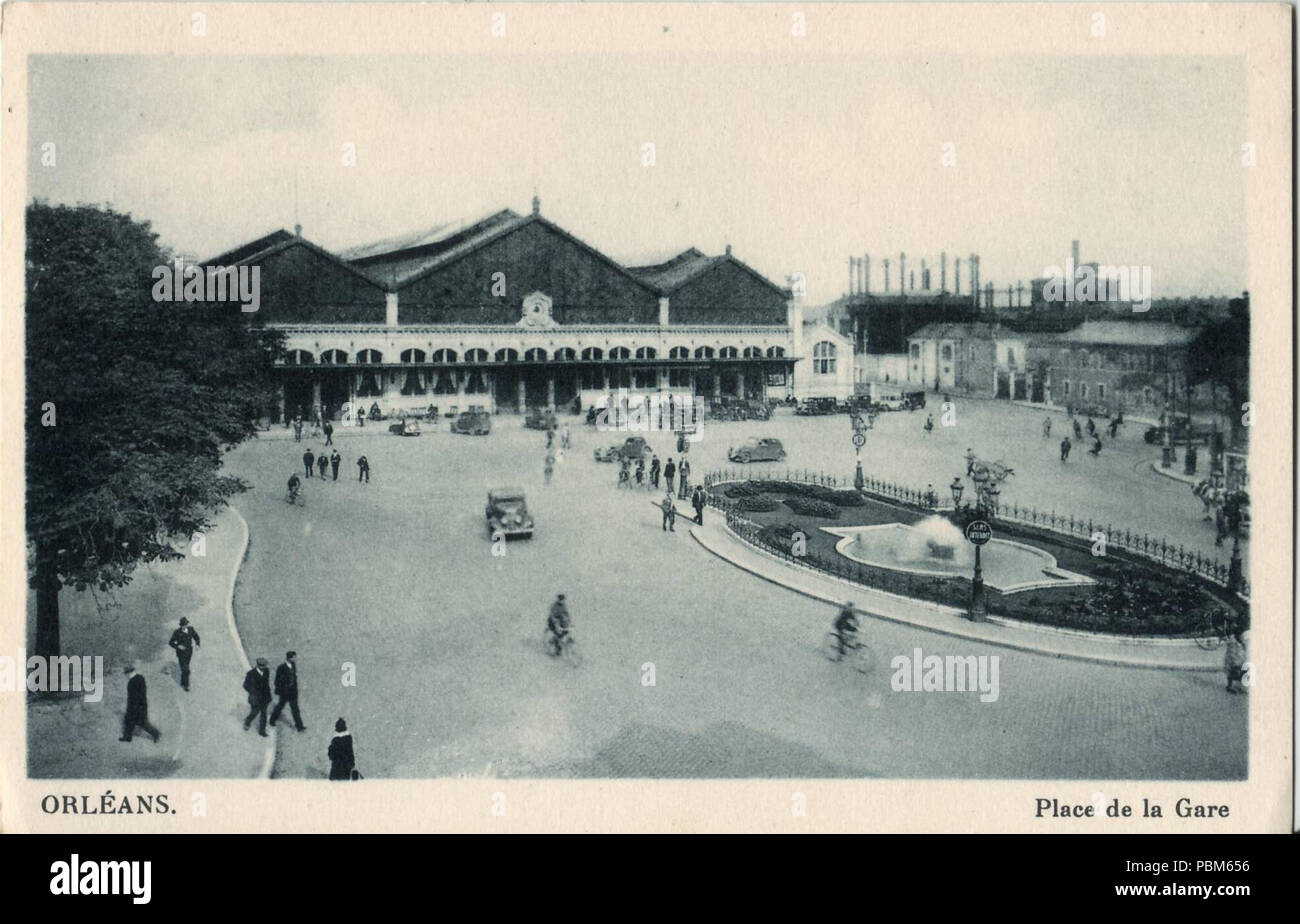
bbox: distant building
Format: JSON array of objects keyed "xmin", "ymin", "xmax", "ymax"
[
  {"xmin": 905, "ymin": 323, "xmax": 1031, "ymax": 399},
  {"xmin": 1031, "ymin": 320, "xmax": 1203, "ymax": 413}
]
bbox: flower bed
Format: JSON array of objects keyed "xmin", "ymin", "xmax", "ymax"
[{"xmin": 781, "ymin": 497, "xmax": 842, "ymax": 519}]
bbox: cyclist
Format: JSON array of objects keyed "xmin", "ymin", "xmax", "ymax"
[
  {"xmin": 546, "ymin": 594, "xmax": 572, "ymax": 655},
  {"xmin": 833, "ymin": 602, "xmax": 859, "ymax": 658},
  {"xmin": 286, "ymin": 473, "xmax": 302, "ymax": 503}
]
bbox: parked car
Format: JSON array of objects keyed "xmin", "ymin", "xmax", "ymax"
[
  {"xmin": 444, "ymin": 404, "xmax": 460, "ymax": 419},
  {"xmin": 524, "ymin": 407, "xmax": 557, "ymax": 431},
  {"xmin": 901, "ymin": 391, "xmax": 927, "ymax": 411},
  {"xmin": 795, "ymin": 397, "xmax": 838, "ymax": 416},
  {"xmin": 486, "ymin": 487, "xmax": 534, "ymax": 539},
  {"xmin": 593, "ymin": 435, "xmax": 652, "ymax": 462},
  {"xmin": 744, "ymin": 398, "xmax": 773, "ymax": 421},
  {"xmin": 1143, "ymin": 415, "xmax": 1215, "ymax": 446},
  {"xmin": 388, "ymin": 418, "xmax": 422, "ymax": 436},
  {"xmin": 451, "ymin": 409, "xmax": 492, "ymax": 435},
  {"xmin": 728, "ymin": 437, "xmax": 787, "ymax": 463}
]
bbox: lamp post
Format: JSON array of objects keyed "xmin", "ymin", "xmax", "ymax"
[{"xmin": 850, "ymin": 407, "xmax": 874, "ymax": 491}]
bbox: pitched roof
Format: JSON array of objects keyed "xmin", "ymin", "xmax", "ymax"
[
  {"xmin": 203, "ymin": 230, "xmax": 296, "ymax": 267},
  {"xmin": 340, "ymin": 209, "xmax": 521, "ymax": 264},
  {"xmin": 908, "ymin": 322, "xmax": 1020, "ymax": 341},
  {"xmin": 1049, "ymin": 321, "xmax": 1201, "ymax": 347},
  {"xmin": 627, "ymin": 248, "xmax": 717, "ymax": 290}
]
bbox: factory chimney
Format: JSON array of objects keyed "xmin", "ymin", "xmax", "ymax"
[
  {"xmin": 883, "ymin": 258, "xmax": 891, "ymax": 293},
  {"xmin": 955, "ymin": 257, "xmax": 962, "ymax": 296},
  {"xmin": 899, "ymin": 252, "xmax": 906, "ymax": 295},
  {"xmin": 940, "ymin": 252, "xmax": 947, "ymax": 293},
  {"xmin": 863, "ymin": 254, "xmax": 871, "ymax": 294},
  {"xmin": 1071, "ymin": 239, "xmax": 1080, "ymax": 272}
]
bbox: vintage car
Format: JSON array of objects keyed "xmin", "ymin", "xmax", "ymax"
[
  {"xmin": 901, "ymin": 391, "xmax": 927, "ymax": 411},
  {"xmin": 451, "ymin": 409, "xmax": 492, "ymax": 435},
  {"xmin": 388, "ymin": 418, "xmax": 422, "ymax": 436},
  {"xmin": 593, "ymin": 435, "xmax": 652, "ymax": 462},
  {"xmin": 1144, "ymin": 415, "xmax": 1214, "ymax": 446},
  {"xmin": 728, "ymin": 437, "xmax": 787, "ymax": 463},
  {"xmin": 794, "ymin": 397, "xmax": 838, "ymax": 416},
  {"xmin": 524, "ymin": 407, "xmax": 557, "ymax": 431},
  {"xmin": 486, "ymin": 488, "xmax": 534, "ymax": 539}
]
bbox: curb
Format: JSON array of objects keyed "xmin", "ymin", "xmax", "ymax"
[
  {"xmin": 690, "ymin": 520, "xmax": 1220, "ymax": 673},
  {"xmin": 1149, "ymin": 459, "xmax": 1201, "ymax": 485},
  {"xmin": 224, "ymin": 506, "xmax": 277, "ymax": 779}
]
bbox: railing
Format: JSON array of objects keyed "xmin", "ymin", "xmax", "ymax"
[{"xmin": 701, "ymin": 468, "xmax": 1250, "ymax": 599}]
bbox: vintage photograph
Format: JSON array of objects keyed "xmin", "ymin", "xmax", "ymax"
[{"xmin": 2, "ymin": 3, "xmax": 1291, "ymax": 833}]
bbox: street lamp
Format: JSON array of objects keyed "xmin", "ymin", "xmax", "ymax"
[{"xmin": 850, "ymin": 407, "xmax": 875, "ymax": 491}]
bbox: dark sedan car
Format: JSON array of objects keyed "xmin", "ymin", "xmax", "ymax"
[
  {"xmin": 486, "ymin": 488, "xmax": 534, "ymax": 539},
  {"xmin": 795, "ymin": 397, "xmax": 838, "ymax": 416},
  {"xmin": 451, "ymin": 409, "xmax": 492, "ymax": 435},
  {"xmin": 728, "ymin": 437, "xmax": 787, "ymax": 463}
]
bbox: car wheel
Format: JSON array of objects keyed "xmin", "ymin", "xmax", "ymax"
[{"xmin": 777, "ymin": 451, "xmax": 786, "ymax": 461}]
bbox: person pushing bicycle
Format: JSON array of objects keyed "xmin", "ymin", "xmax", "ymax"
[
  {"xmin": 833, "ymin": 601, "xmax": 859, "ymax": 658},
  {"xmin": 287, "ymin": 473, "xmax": 302, "ymax": 503}
]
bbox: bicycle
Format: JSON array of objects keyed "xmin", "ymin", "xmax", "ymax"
[
  {"xmin": 285, "ymin": 487, "xmax": 305, "ymax": 507},
  {"xmin": 543, "ymin": 628, "xmax": 582, "ymax": 668},
  {"xmin": 1193, "ymin": 607, "xmax": 1237, "ymax": 651},
  {"xmin": 822, "ymin": 631, "xmax": 874, "ymax": 674}
]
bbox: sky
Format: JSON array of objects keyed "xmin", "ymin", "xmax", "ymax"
[{"xmin": 28, "ymin": 53, "xmax": 1247, "ymax": 303}]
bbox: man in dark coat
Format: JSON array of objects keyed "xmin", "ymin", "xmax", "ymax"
[
  {"xmin": 330, "ymin": 450, "xmax": 341, "ymax": 481},
  {"xmin": 664, "ymin": 458, "xmax": 676, "ymax": 496},
  {"xmin": 323, "ymin": 419, "xmax": 334, "ymax": 446},
  {"xmin": 649, "ymin": 455, "xmax": 661, "ymax": 489},
  {"xmin": 691, "ymin": 486, "xmax": 705, "ymax": 524},
  {"xmin": 167, "ymin": 616, "xmax": 201, "ymax": 691},
  {"xmin": 317, "ymin": 452, "xmax": 329, "ymax": 478},
  {"xmin": 357, "ymin": 455, "xmax": 370, "ymax": 483},
  {"xmin": 242, "ymin": 657, "xmax": 273, "ymax": 737},
  {"xmin": 303, "ymin": 448, "xmax": 315, "ymax": 478},
  {"xmin": 120, "ymin": 663, "xmax": 161, "ymax": 743},
  {"xmin": 1060, "ymin": 436, "xmax": 1072, "ymax": 462},
  {"xmin": 269, "ymin": 651, "xmax": 306, "ymax": 731},
  {"xmin": 328, "ymin": 718, "xmax": 356, "ymax": 781}
]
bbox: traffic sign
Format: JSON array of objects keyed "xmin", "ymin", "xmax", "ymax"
[
  {"xmin": 852, "ymin": 432, "xmax": 867, "ymax": 448},
  {"xmin": 964, "ymin": 519, "xmax": 992, "ymax": 545}
]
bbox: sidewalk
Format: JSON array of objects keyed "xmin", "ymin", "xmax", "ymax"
[
  {"xmin": 26, "ymin": 507, "xmax": 273, "ymax": 779},
  {"xmin": 689, "ymin": 516, "xmax": 1224, "ymax": 672}
]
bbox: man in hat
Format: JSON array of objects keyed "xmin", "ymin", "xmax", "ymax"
[
  {"xmin": 303, "ymin": 447, "xmax": 315, "ymax": 478},
  {"xmin": 167, "ymin": 616, "xmax": 201, "ymax": 691},
  {"xmin": 120, "ymin": 663, "xmax": 161, "ymax": 743},
  {"xmin": 242, "ymin": 657, "xmax": 273, "ymax": 737},
  {"xmin": 270, "ymin": 651, "xmax": 306, "ymax": 732}
]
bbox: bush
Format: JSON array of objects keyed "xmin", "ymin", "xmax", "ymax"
[
  {"xmin": 738, "ymin": 496, "xmax": 779, "ymax": 513},
  {"xmin": 782, "ymin": 497, "xmax": 841, "ymax": 519},
  {"xmin": 725, "ymin": 483, "xmax": 761, "ymax": 499}
]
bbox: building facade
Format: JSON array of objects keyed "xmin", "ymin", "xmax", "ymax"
[
  {"xmin": 791, "ymin": 319, "xmax": 854, "ymax": 401},
  {"xmin": 905, "ymin": 323, "xmax": 1031, "ymax": 399},
  {"xmin": 209, "ymin": 200, "xmax": 799, "ymax": 421}
]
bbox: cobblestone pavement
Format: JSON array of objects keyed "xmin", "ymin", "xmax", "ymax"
[{"xmin": 224, "ymin": 409, "xmax": 1246, "ymax": 780}]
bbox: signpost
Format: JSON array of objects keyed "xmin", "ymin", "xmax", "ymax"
[{"xmin": 964, "ymin": 519, "xmax": 991, "ymax": 621}]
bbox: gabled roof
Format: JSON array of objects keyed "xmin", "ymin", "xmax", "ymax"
[
  {"xmin": 908, "ymin": 322, "xmax": 1021, "ymax": 341},
  {"xmin": 340, "ymin": 209, "xmax": 521, "ymax": 264},
  {"xmin": 203, "ymin": 230, "xmax": 296, "ymax": 267},
  {"xmin": 203, "ymin": 231, "xmax": 389, "ymax": 291},
  {"xmin": 1049, "ymin": 321, "xmax": 1201, "ymax": 347},
  {"xmin": 628, "ymin": 247, "xmax": 791, "ymax": 299}
]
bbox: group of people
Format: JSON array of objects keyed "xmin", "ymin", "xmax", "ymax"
[
  {"xmin": 121, "ymin": 619, "xmax": 360, "ymax": 779},
  {"xmin": 656, "ymin": 485, "xmax": 707, "ymax": 531},
  {"xmin": 619, "ymin": 454, "xmax": 693, "ymax": 498},
  {"xmin": 288, "ymin": 449, "xmax": 370, "ymax": 501}
]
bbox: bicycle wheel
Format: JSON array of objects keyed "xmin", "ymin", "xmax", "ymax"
[
  {"xmin": 851, "ymin": 644, "xmax": 875, "ymax": 675},
  {"xmin": 561, "ymin": 638, "xmax": 583, "ymax": 668},
  {"xmin": 1193, "ymin": 634, "xmax": 1225, "ymax": 651},
  {"xmin": 822, "ymin": 631, "xmax": 845, "ymax": 662}
]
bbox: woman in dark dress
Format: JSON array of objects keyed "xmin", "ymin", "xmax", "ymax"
[{"xmin": 328, "ymin": 717, "xmax": 355, "ymax": 781}]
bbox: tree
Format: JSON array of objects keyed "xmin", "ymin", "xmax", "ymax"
[
  {"xmin": 25, "ymin": 202, "xmax": 284, "ymax": 657},
  {"xmin": 1185, "ymin": 293, "xmax": 1249, "ymax": 443}
]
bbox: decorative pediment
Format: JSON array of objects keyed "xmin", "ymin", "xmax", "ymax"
[{"xmin": 518, "ymin": 291, "xmax": 559, "ymax": 328}]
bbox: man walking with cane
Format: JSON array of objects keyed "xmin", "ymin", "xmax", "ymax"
[{"xmin": 167, "ymin": 617, "xmax": 201, "ymax": 692}]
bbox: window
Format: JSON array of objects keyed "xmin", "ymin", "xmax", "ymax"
[
  {"xmin": 609, "ymin": 347, "xmax": 631, "ymax": 361},
  {"xmin": 910, "ymin": 343, "xmax": 921, "ymax": 358},
  {"xmin": 285, "ymin": 350, "xmax": 315, "ymax": 365},
  {"xmin": 941, "ymin": 344, "xmax": 953, "ymax": 361},
  {"xmin": 580, "ymin": 367, "xmax": 603, "ymax": 389},
  {"xmin": 695, "ymin": 346, "xmax": 715, "ymax": 359},
  {"xmin": 400, "ymin": 348, "xmax": 426, "ymax": 364},
  {"xmin": 668, "ymin": 367, "xmax": 691, "ymax": 388},
  {"xmin": 1142, "ymin": 386, "xmax": 1153, "ymax": 405},
  {"xmin": 465, "ymin": 348, "xmax": 488, "ymax": 363},
  {"xmin": 580, "ymin": 347, "xmax": 603, "ymax": 361},
  {"xmin": 813, "ymin": 341, "xmax": 836, "ymax": 375},
  {"xmin": 766, "ymin": 346, "xmax": 785, "ymax": 358},
  {"xmin": 1062, "ymin": 380, "xmax": 1071, "ymax": 396},
  {"xmin": 969, "ymin": 344, "xmax": 976, "ymax": 361},
  {"xmin": 633, "ymin": 367, "xmax": 656, "ymax": 389},
  {"xmin": 356, "ymin": 349, "xmax": 382, "ymax": 364},
  {"xmin": 1006, "ymin": 347, "xmax": 1016, "ymax": 365},
  {"xmin": 1079, "ymin": 383, "xmax": 1089, "ymax": 399},
  {"xmin": 524, "ymin": 348, "xmax": 547, "ymax": 362},
  {"xmin": 635, "ymin": 347, "xmax": 656, "ymax": 360},
  {"xmin": 554, "ymin": 347, "xmax": 576, "ymax": 362},
  {"xmin": 495, "ymin": 348, "xmax": 519, "ymax": 363},
  {"xmin": 719, "ymin": 346, "xmax": 739, "ymax": 359},
  {"xmin": 1097, "ymin": 383, "xmax": 1106, "ymax": 400},
  {"xmin": 670, "ymin": 346, "xmax": 690, "ymax": 360},
  {"xmin": 431, "ymin": 349, "xmax": 457, "ymax": 363},
  {"xmin": 320, "ymin": 349, "xmax": 347, "ymax": 365}
]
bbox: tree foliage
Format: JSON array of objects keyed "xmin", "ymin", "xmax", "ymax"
[{"xmin": 25, "ymin": 202, "xmax": 284, "ymax": 654}]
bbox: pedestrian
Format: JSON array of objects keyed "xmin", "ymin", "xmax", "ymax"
[
  {"xmin": 649, "ymin": 454, "xmax": 661, "ymax": 490},
  {"xmin": 269, "ymin": 651, "xmax": 306, "ymax": 732},
  {"xmin": 691, "ymin": 486, "xmax": 705, "ymax": 524},
  {"xmin": 664, "ymin": 458, "xmax": 676, "ymax": 496},
  {"xmin": 328, "ymin": 718, "xmax": 356, "ymax": 780},
  {"xmin": 635, "ymin": 458, "xmax": 645, "ymax": 488},
  {"xmin": 925, "ymin": 483, "xmax": 938, "ymax": 507},
  {"xmin": 544, "ymin": 451, "xmax": 555, "ymax": 485},
  {"xmin": 323, "ymin": 419, "xmax": 334, "ymax": 446},
  {"xmin": 330, "ymin": 450, "xmax": 341, "ymax": 481},
  {"xmin": 167, "ymin": 616, "xmax": 201, "ymax": 692},
  {"xmin": 1042, "ymin": 417, "xmax": 1051, "ymax": 438},
  {"xmin": 303, "ymin": 448, "xmax": 315, "ymax": 478},
  {"xmin": 1060, "ymin": 436, "xmax": 1071, "ymax": 462},
  {"xmin": 293, "ymin": 415, "xmax": 303, "ymax": 442},
  {"xmin": 965, "ymin": 448, "xmax": 976, "ymax": 475},
  {"xmin": 560, "ymin": 423, "xmax": 571, "ymax": 450},
  {"xmin": 357, "ymin": 455, "xmax": 370, "ymax": 483},
  {"xmin": 1223, "ymin": 625, "xmax": 1247, "ymax": 694},
  {"xmin": 357, "ymin": 406, "xmax": 366, "ymax": 428},
  {"xmin": 1107, "ymin": 417, "xmax": 1119, "ymax": 439},
  {"xmin": 923, "ymin": 414, "xmax": 934, "ymax": 436},
  {"xmin": 317, "ymin": 452, "xmax": 329, "ymax": 479},
  {"xmin": 1072, "ymin": 418, "xmax": 1082, "ymax": 440},
  {"xmin": 119, "ymin": 663, "xmax": 161, "ymax": 743},
  {"xmin": 677, "ymin": 458, "xmax": 691, "ymax": 499},
  {"xmin": 660, "ymin": 492, "xmax": 677, "ymax": 532},
  {"xmin": 1089, "ymin": 435, "xmax": 1102, "ymax": 456},
  {"xmin": 618, "ymin": 457, "xmax": 630, "ymax": 488},
  {"xmin": 242, "ymin": 657, "xmax": 272, "ymax": 737},
  {"xmin": 1086, "ymin": 417, "xmax": 1096, "ymax": 437}
]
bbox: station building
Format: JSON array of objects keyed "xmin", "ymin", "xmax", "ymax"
[{"xmin": 207, "ymin": 199, "xmax": 799, "ymax": 422}]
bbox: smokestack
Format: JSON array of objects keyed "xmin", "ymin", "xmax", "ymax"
[
  {"xmin": 955, "ymin": 257, "xmax": 962, "ymax": 296},
  {"xmin": 909, "ymin": 270, "xmax": 915, "ymax": 291},
  {"xmin": 863, "ymin": 254, "xmax": 870, "ymax": 294},
  {"xmin": 899, "ymin": 252, "xmax": 906, "ymax": 294},
  {"xmin": 970, "ymin": 254, "xmax": 980, "ymax": 308},
  {"xmin": 1071, "ymin": 239, "xmax": 1080, "ymax": 270},
  {"xmin": 941, "ymin": 252, "xmax": 947, "ymax": 292},
  {"xmin": 883, "ymin": 258, "xmax": 891, "ymax": 293},
  {"xmin": 848, "ymin": 257, "xmax": 855, "ymax": 296},
  {"xmin": 921, "ymin": 259, "xmax": 930, "ymax": 291}
]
